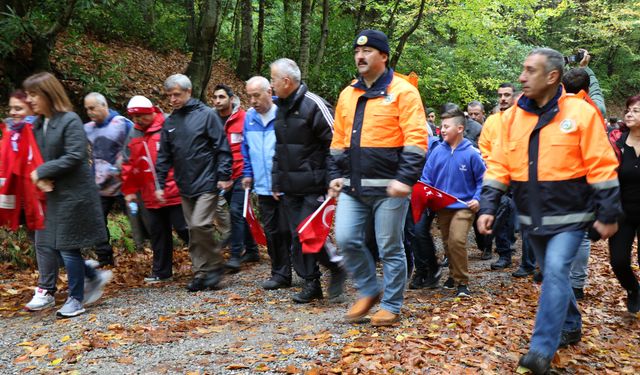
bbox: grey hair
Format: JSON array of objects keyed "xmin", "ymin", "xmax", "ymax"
[
  {"xmin": 164, "ymin": 74, "xmax": 192, "ymax": 91},
  {"xmin": 270, "ymin": 58, "xmax": 301, "ymax": 84},
  {"xmin": 85, "ymin": 92, "xmax": 108, "ymax": 107},
  {"xmin": 528, "ymin": 48, "xmax": 564, "ymax": 77},
  {"xmin": 467, "ymin": 100, "xmax": 484, "ymax": 111},
  {"xmin": 246, "ymin": 76, "xmax": 271, "ymax": 91}
]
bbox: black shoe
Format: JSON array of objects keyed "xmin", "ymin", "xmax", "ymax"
[
  {"xmin": 490, "ymin": 257, "xmax": 512, "ymax": 270},
  {"xmin": 442, "ymin": 277, "xmax": 455, "ymax": 290},
  {"xmin": 292, "ymin": 279, "xmax": 323, "ymax": 303},
  {"xmin": 518, "ymin": 351, "xmax": 551, "ymax": 375},
  {"xmin": 424, "ymin": 268, "xmax": 442, "ymax": 289},
  {"xmin": 440, "ymin": 257, "xmax": 449, "ymax": 267},
  {"xmin": 456, "ymin": 284, "xmax": 471, "ymax": 298},
  {"xmin": 512, "ymin": 267, "xmax": 535, "ymax": 278},
  {"xmin": 225, "ymin": 257, "xmax": 241, "ymax": 272},
  {"xmin": 481, "ymin": 249, "xmax": 492, "ymax": 260},
  {"xmin": 559, "ymin": 328, "xmax": 582, "ymax": 347},
  {"xmin": 262, "ymin": 278, "xmax": 291, "ymax": 290},
  {"xmin": 627, "ymin": 289, "xmax": 640, "ymax": 313},
  {"xmin": 240, "ymin": 251, "xmax": 260, "ymax": 263},
  {"xmin": 572, "ymin": 287, "xmax": 584, "ymax": 300},
  {"xmin": 409, "ymin": 273, "xmax": 428, "ymax": 289},
  {"xmin": 328, "ymin": 267, "xmax": 346, "ymax": 300},
  {"xmin": 186, "ymin": 277, "xmax": 207, "ymax": 292},
  {"xmin": 533, "ymin": 271, "xmax": 543, "ymax": 284},
  {"xmin": 202, "ymin": 271, "xmax": 223, "ymax": 289}
]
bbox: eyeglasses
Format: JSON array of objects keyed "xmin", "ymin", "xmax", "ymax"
[{"xmin": 625, "ymin": 107, "xmax": 640, "ymax": 115}]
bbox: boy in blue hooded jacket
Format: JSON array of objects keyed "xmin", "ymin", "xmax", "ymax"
[{"xmin": 422, "ymin": 108, "xmax": 485, "ymax": 297}]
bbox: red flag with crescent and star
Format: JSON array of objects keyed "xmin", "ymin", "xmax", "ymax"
[
  {"xmin": 243, "ymin": 189, "xmax": 267, "ymax": 246},
  {"xmin": 297, "ymin": 197, "xmax": 336, "ymax": 254},
  {"xmin": 410, "ymin": 181, "xmax": 460, "ymax": 222}
]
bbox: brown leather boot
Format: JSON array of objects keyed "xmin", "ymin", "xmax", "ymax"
[
  {"xmin": 370, "ymin": 309, "xmax": 400, "ymax": 326},
  {"xmin": 344, "ymin": 294, "xmax": 380, "ymax": 322}
]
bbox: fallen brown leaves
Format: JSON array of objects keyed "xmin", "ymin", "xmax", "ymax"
[
  {"xmin": 3, "ymin": 238, "xmax": 640, "ymax": 373},
  {"xmin": 50, "ymin": 33, "xmax": 250, "ymax": 113},
  {"xmin": 316, "ymin": 241, "xmax": 640, "ymax": 374}
]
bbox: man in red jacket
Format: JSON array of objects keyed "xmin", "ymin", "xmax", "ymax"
[
  {"xmin": 122, "ymin": 95, "xmax": 189, "ymax": 283},
  {"xmin": 212, "ymin": 84, "xmax": 259, "ymax": 271}
]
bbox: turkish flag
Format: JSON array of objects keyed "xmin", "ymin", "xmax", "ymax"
[
  {"xmin": 243, "ymin": 189, "xmax": 267, "ymax": 246},
  {"xmin": 297, "ymin": 197, "xmax": 336, "ymax": 254},
  {"xmin": 410, "ymin": 181, "xmax": 459, "ymax": 222}
]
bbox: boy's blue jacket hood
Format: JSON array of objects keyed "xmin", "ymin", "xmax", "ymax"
[{"xmin": 420, "ymin": 138, "xmax": 485, "ymax": 210}]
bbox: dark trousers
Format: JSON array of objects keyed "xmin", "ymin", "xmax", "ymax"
[
  {"xmin": 608, "ymin": 215, "xmax": 640, "ymax": 293},
  {"xmin": 95, "ymin": 195, "xmax": 125, "ymax": 259},
  {"xmin": 258, "ymin": 195, "xmax": 292, "ymax": 282},
  {"xmin": 282, "ymin": 194, "xmax": 341, "ymax": 281},
  {"xmin": 412, "ymin": 210, "xmax": 439, "ymax": 276},
  {"xmin": 488, "ymin": 195, "xmax": 515, "ymax": 258},
  {"xmin": 147, "ymin": 204, "xmax": 189, "ymax": 278},
  {"xmin": 224, "ymin": 180, "xmax": 258, "ymax": 257},
  {"xmin": 473, "ymin": 216, "xmax": 491, "ymax": 252}
]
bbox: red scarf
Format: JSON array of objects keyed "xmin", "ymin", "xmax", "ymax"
[{"xmin": 0, "ymin": 123, "xmax": 46, "ymax": 230}]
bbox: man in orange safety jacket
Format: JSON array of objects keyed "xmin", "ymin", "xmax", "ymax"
[{"xmin": 477, "ymin": 48, "xmax": 621, "ymax": 374}]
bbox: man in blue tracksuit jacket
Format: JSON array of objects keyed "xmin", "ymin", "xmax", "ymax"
[
  {"xmin": 241, "ymin": 76, "xmax": 292, "ymax": 290},
  {"xmin": 422, "ymin": 107, "xmax": 485, "ymax": 297}
]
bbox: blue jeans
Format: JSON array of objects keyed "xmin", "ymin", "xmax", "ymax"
[
  {"xmin": 335, "ymin": 193, "xmax": 409, "ymax": 314},
  {"xmin": 569, "ymin": 234, "xmax": 591, "ymax": 289},
  {"xmin": 224, "ymin": 179, "xmax": 258, "ymax": 258},
  {"xmin": 527, "ymin": 230, "xmax": 584, "ymax": 358},
  {"xmin": 491, "ymin": 195, "xmax": 515, "ymax": 258},
  {"xmin": 35, "ymin": 245, "xmax": 97, "ymax": 302}
]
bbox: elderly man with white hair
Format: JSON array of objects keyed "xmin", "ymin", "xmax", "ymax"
[
  {"xmin": 241, "ymin": 76, "xmax": 292, "ymax": 290},
  {"xmin": 155, "ymin": 74, "xmax": 233, "ymax": 292},
  {"xmin": 83, "ymin": 92, "xmax": 134, "ymax": 267}
]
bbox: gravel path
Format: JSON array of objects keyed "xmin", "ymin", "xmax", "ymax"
[{"xmin": 1, "ymin": 258, "xmax": 361, "ymax": 374}]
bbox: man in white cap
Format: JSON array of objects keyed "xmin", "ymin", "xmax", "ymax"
[{"xmin": 122, "ymin": 96, "xmax": 189, "ymax": 283}]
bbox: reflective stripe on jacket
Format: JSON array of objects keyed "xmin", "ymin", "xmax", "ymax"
[
  {"xmin": 329, "ymin": 69, "xmax": 427, "ymax": 196},
  {"xmin": 479, "ymin": 86, "xmax": 621, "ymax": 235}
]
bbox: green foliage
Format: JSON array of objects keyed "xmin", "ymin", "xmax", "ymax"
[
  {"xmin": 73, "ymin": 0, "xmax": 188, "ymax": 52},
  {"xmin": 0, "ymin": 227, "xmax": 35, "ymax": 268},
  {"xmin": 53, "ymin": 31, "xmax": 125, "ymax": 99},
  {"xmin": 106, "ymin": 213, "xmax": 137, "ymax": 253}
]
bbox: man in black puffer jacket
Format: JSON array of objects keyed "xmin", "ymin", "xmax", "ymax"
[
  {"xmin": 155, "ymin": 74, "xmax": 233, "ymax": 292},
  {"xmin": 269, "ymin": 58, "xmax": 345, "ymax": 304}
]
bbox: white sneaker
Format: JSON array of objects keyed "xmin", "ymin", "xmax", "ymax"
[
  {"xmin": 24, "ymin": 288, "xmax": 55, "ymax": 311},
  {"xmin": 56, "ymin": 297, "xmax": 85, "ymax": 318},
  {"xmin": 84, "ymin": 269, "xmax": 113, "ymax": 306}
]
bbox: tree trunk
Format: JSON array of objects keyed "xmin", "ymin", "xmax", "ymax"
[
  {"xmin": 355, "ymin": 0, "xmax": 366, "ymax": 35},
  {"xmin": 185, "ymin": 0, "xmax": 218, "ymax": 101},
  {"xmin": 298, "ymin": 0, "xmax": 312, "ymax": 80},
  {"xmin": 283, "ymin": 0, "xmax": 295, "ymax": 56},
  {"xmin": 389, "ymin": 0, "xmax": 426, "ymax": 69},
  {"xmin": 255, "ymin": 0, "xmax": 265, "ymax": 73},
  {"xmin": 312, "ymin": 0, "xmax": 329, "ymax": 75},
  {"xmin": 236, "ymin": 0, "xmax": 253, "ymax": 79},
  {"xmin": 385, "ymin": 0, "xmax": 401, "ymax": 40},
  {"xmin": 186, "ymin": 0, "xmax": 197, "ymax": 48},
  {"xmin": 142, "ymin": 0, "xmax": 156, "ymax": 26}
]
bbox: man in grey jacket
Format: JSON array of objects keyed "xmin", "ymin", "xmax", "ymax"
[{"xmin": 155, "ymin": 74, "xmax": 233, "ymax": 292}]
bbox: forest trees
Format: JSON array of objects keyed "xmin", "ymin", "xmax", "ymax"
[{"xmin": 1, "ymin": 0, "xmax": 639, "ymax": 109}]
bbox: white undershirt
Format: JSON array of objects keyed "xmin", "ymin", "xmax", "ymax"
[{"xmin": 259, "ymin": 105, "xmax": 277, "ymax": 127}]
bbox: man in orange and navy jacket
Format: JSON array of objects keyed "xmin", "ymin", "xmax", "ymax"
[
  {"xmin": 477, "ymin": 48, "xmax": 621, "ymax": 375},
  {"xmin": 327, "ymin": 29, "xmax": 427, "ymax": 327}
]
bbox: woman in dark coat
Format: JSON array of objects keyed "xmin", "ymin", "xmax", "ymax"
[{"xmin": 22, "ymin": 72, "xmax": 112, "ymax": 318}]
